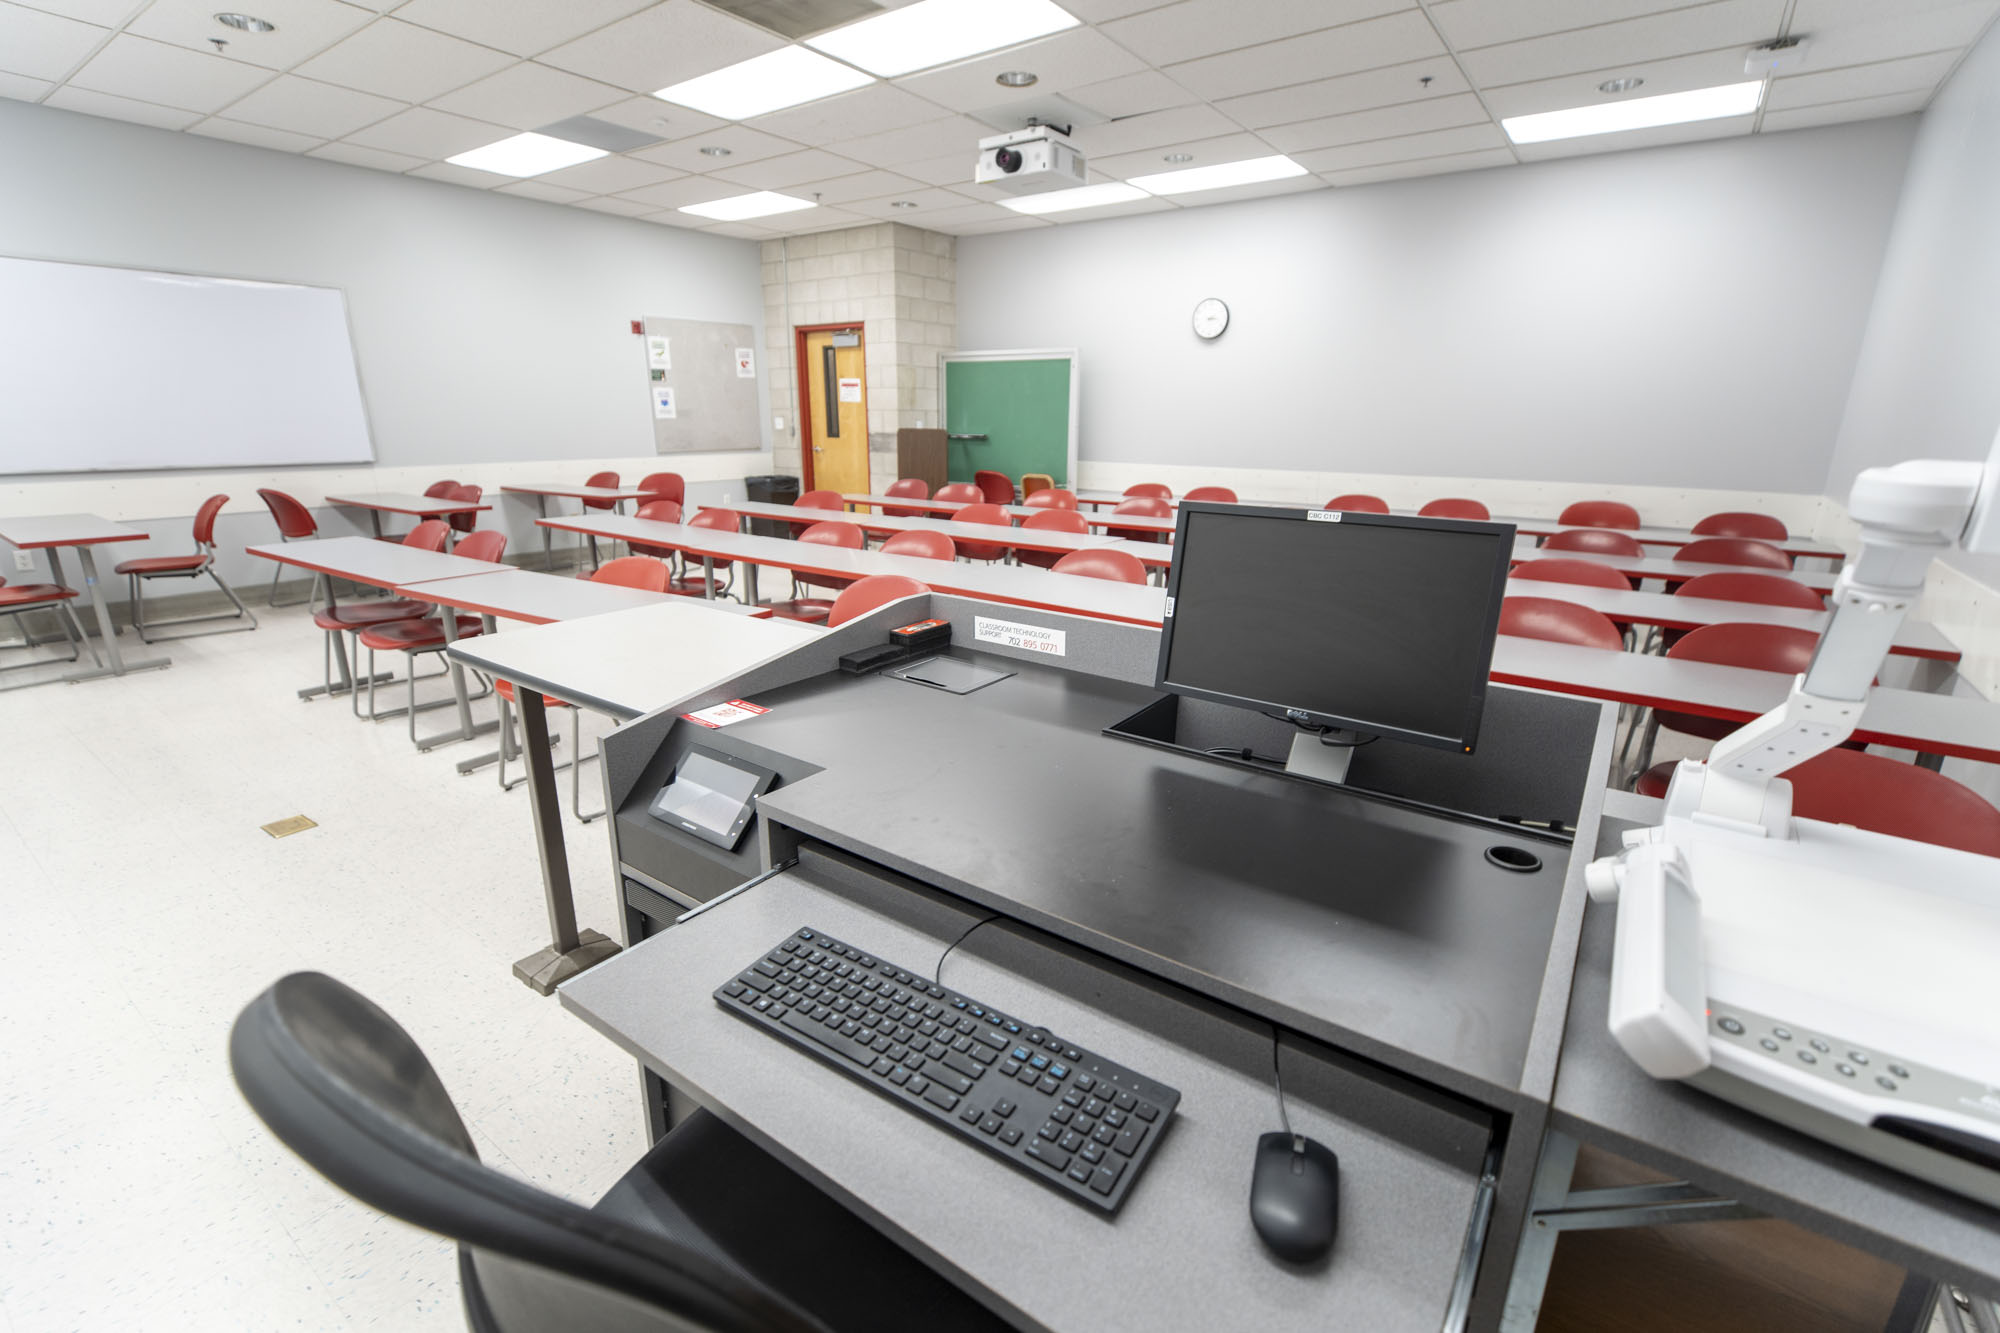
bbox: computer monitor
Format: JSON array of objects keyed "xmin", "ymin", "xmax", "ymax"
[{"xmin": 1155, "ymin": 503, "xmax": 1515, "ymax": 756}]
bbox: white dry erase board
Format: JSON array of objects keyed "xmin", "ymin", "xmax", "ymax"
[{"xmin": 0, "ymin": 255, "xmax": 375, "ymax": 473}]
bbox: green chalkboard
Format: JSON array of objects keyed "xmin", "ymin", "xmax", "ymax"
[{"xmin": 943, "ymin": 356, "xmax": 1073, "ymax": 487}]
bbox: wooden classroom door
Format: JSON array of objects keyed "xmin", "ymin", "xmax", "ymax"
[{"xmin": 799, "ymin": 326, "xmax": 869, "ymax": 494}]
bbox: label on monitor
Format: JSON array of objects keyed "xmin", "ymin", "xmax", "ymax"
[
  {"xmin": 681, "ymin": 699, "xmax": 770, "ymax": 729},
  {"xmin": 974, "ymin": 616, "xmax": 1067, "ymax": 657},
  {"xmin": 1306, "ymin": 510, "xmax": 1343, "ymax": 522}
]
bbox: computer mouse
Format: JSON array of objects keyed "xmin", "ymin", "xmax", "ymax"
[{"xmin": 1250, "ymin": 1131, "xmax": 1340, "ymax": 1263}]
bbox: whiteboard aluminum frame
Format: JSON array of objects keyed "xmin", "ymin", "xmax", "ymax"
[
  {"xmin": 938, "ymin": 347, "xmax": 1080, "ymax": 489},
  {"xmin": 0, "ymin": 251, "xmax": 378, "ymax": 474}
]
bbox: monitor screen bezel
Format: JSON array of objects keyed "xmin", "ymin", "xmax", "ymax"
[{"xmin": 1153, "ymin": 502, "xmax": 1517, "ymax": 754}]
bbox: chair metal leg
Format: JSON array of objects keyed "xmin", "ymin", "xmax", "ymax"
[
  {"xmin": 132, "ymin": 568, "xmax": 259, "ymax": 642},
  {"xmin": 570, "ymin": 706, "xmax": 605, "ymax": 823}
]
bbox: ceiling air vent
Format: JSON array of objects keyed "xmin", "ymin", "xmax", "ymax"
[{"xmin": 704, "ymin": 0, "xmax": 888, "ymax": 41}]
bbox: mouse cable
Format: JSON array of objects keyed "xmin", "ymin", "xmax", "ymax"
[
  {"xmin": 1271, "ymin": 1024, "xmax": 1296, "ymax": 1146},
  {"xmin": 935, "ymin": 913, "xmax": 1003, "ymax": 985}
]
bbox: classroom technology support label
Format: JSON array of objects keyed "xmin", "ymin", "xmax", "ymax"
[{"xmin": 974, "ymin": 617, "xmax": 1067, "ymax": 656}]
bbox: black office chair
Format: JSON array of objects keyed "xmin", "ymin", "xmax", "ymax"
[{"xmin": 230, "ymin": 972, "xmax": 1012, "ymax": 1333}]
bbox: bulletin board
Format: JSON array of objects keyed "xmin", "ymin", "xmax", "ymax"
[{"xmin": 642, "ymin": 315, "xmax": 762, "ymax": 454}]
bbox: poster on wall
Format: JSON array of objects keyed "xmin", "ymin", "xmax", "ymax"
[
  {"xmin": 647, "ymin": 336, "xmax": 671, "ymax": 370},
  {"xmin": 653, "ymin": 384, "xmax": 677, "ymax": 419},
  {"xmin": 735, "ymin": 348, "xmax": 755, "ymax": 377}
]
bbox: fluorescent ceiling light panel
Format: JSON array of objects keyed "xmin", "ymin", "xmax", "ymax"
[
  {"xmin": 807, "ymin": 0, "xmax": 1079, "ymax": 77},
  {"xmin": 679, "ymin": 191, "xmax": 819, "ymax": 221},
  {"xmin": 447, "ymin": 132, "xmax": 608, "ymax": 177},
  {"xmin": 1127, "ymin": 154, "xmax": 1308, "ymax": 195},
  {"xmin": 1502, "ymin": 81, "xmax": 1764, "ymax": 145},
  {"xmin": 1000, "ymin": 182, "xmax": 1148, "ymax": 214},
  {"xmin": 654, "ymin": 46, "xmax": 873, "ymax": 120}
]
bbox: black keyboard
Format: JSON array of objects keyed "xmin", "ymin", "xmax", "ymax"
[{"xmin": 715, "ymin": 926, "xmax": 1179, "ymax": 1214}]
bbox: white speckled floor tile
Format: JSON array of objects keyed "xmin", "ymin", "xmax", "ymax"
[{"xmin": 0, "ymin": 604, "xmax": 645, "ymax": 1328}]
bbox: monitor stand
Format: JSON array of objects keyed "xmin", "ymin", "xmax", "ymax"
[{"xmin": 1286, "ymin": 730, "xmax": 1366, "ymax": 784}]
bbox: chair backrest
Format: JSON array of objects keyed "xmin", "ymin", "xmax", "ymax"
[
  {"xmin": 1023, "ymin": 488, "xmax": 1077, "ymax": 510},
  {"xmin": 1544, "ymin": 528, "xmax": 1644, "ymax": 557},
  {"xmin": 1123, "ymin": 482, "xmax": 1172, "ymax": 499},
  {"xmin": 953, "ymin": 503, "xmax": 1011, "ymax": 527},
  {"xmin": 827, "ymin": 575, "xmax": 929, "ymax": 627},
  {"xmin": 1692, "ymin": 511, "xmax": 1788, "ymax": 541},
  {"xmin": 1498, "ymin": 596, "xmax": 1623, "ymax": 651},
  {"xmin": 885, "ymin": 477, "xmax": 929, "ymax": 501},
  {"xmin": 973, "ymin": 470, "xmax": 1016, "ymax": 505},
  {"xmin": 1325, "ymin": 493, "xmax": 1389, "ymax": 514},
  {"xmin": 636, "ymin": 500, "xmax": 684, "ymax": 525},
  {"xmin": 1675, "ymin": 537, "xmax": 1791, "ymax": 570},
  {"xmin": 423, "ymin": 480, "xmax": 459, "ymax": 499},
  {"xmin": 1183, "ymin": 486, "xmax": 1237, "ymax": 503},
  {"xmin": 689, "ymin": 508, "xmax": 740, "ymax": 532},
  {"xmin": 403, "ymin": 519, "xmax": 451, "ymax": 552},
  {"xmin": 935, "ymin": 482, "xmax": 984, "ymax": 504},
  {"xmin": 1673, "ymin": 571, "xmax": 1824, "ymax": 610},
  {"xmin": 1512, "ymin": 557, "xmax": 1634, "ymax": 590},
  {"xmin": 453, "ymin": 529, "xmax": 508, "ymax": 563},
  {"xmin": 230, "ymin": 973, "xmax": 822, "ymax": 1333},
  {"xmin": 192, "ymin": 494, "xmax": 228, "ymax": 547},
  {"xmin": 448, "ymin": 482, "xmax": 483, "ymax": 533},
  {"xmin": 257, "ymin": 488, "xmax": 317, "ymax": 539},
  {"xmin": 593, "ymin": 555, "xmax": 671, "ymax": 591},
  {"xmin": 1558, "ymin": 500, "xmax": 1640, "ymax": 529},
  {"xmin": 1420, "ymin": 497, "xmax": 1490, "ymax": 520},
  {"xmin": 796, "ymin": 490, "xmax": 846, "ymax": 512},
  {"xmin": 637, "ymin": 472, "xmax": 686, "ymax": 507},
  {"xmin": 1051, "ymin": 549, "xmax": 1148, "ymax": 585},
  {"xmin": 798, "ymin": 520, "xmax": 864, "ymax": 550},
  {"xmin": 1110, "ymin": 497, "xmax": 1171, "ymax": 519},
  {"xmin": 1019, "ymin": 473, "xmax": 1054, "ymax": 499},
  {"xmin": 879, "ymin": 530, "xmax": 955, "ymax": 561},
  {"xmin": 1782, "ymin": 749, "xmax": 2000, "ymax": 857},
  {"xmin": 1668, "ymin": 621, "xmax": 1820, "ymax": 672},
  {"xmin": 1022, "ymin": 509, "xmax": 1090, "ymax": 535},
  {"xmin": 582, "ymin": 471, "xmax": 620, "ymax": 511}
]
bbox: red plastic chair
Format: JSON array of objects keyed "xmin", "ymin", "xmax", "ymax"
[
  {"xmin": 1325, "ymin": 494, "xmax": 1389, "ymax": 513},
  {"xmin": 879, "ymin": 530, "xmax": 955, "ymax": 561},
  {"xmin": 354, "ymin": 602, "xmax": 492, "ymax": 739},
  {"xmin": 257, "ymin": 488, "xmax": 319, "ymax": 606},
  {"xmin": 768, "ymin": 521, "xmax": 865, "ymax": 623},
  {"xmin": 1016, "ymin": 508, "xmax": 1089, "ymax": 570},
  {"xmin": 1674, "ymin": 571, "xmax": 1825, "ymax": 611},
  {"xmin": 1019, "ymin": 473, "xmax": 1055, "ymax": 500},
  {"xmin": 669, "ymin": 508, "xmax": 741, "ymax": 599},
  {"xmin": 116, "ymin": 493, "xmax": 257, "ymax": 642},
  {"xmin": 1183, "ymin": 486, "xmax": 1237, "ymax": 503},
  {"xmin": 1420, "ymin": 498, "xmax": 1490, "ymax": 520},
  {"xmin": 1693, "ymin": 512, "xmax": 1788, "ymax": 542},
  {"xmin": 1544, "ymin": 528, "xmax": 1644, "ymax": 557},
  {"xmin": 1106, "ymin": 496, "xmax": 1171, "ymax": 543},
  {"xmin": 311, "ymin": 520, "xmax": 460, "ymax": 699},
  {"xmin": 578, "ymin": 470, "xmax": 622, "ymax": 568},
  {"xmin": 591, "ymin": 555, "xmax": 670, "ymax": 591},
  {"xmin": 1023, "ymin": 488, "xmax": 1078, "ymax": 511},
  {"xmin": 0, "ymin": 579, "xmax": 98, "ymax": 682},
  {"xmin": 827, "ymin": 575, "xmax": 929, "ymax": 628},
  {"xmin": 883, "ymin": 477, "xmax": 930, "ymax": 518},
  {"xmin": 446, "ymin": 483, "xmax": 483, "ymax": 536},
  {"xmin": 973, "ymin": 470, "xmax": 1016, "ymax": 506},
  {"xmin": 404, "ymin": 519, "xmax": 451, "ymax": 552},
  {"xmin": 626, "ymin": 500, "xmax": 684, "ymax": 561},
  {"xmin": 1512, "ymin": 557, "xmax": 1636, "ymax": 591},
  {"xmin": 791, "ymin": 488, "xmax": 848, "ymax": 537},
  {"xmin": 1558, "ymin": 501, "xmax": 1640, "ymax": 529},
  {"xmin": 1123, "ymin": 483, "xmax": 1172, "ymax": 500},
  {"xmin": 424, "ymin": 480, "xmax": 459, "ymax": 497},
  {"xmin": 951, "ymin": 503, "xmax": 1013, "ymax": 562},
  {"xmin": 1651, "ymin": 623, "xmax": 1825, "ymax": 745},
  {"xmin": 1051, "ymin": 548, "xmax": 1148, "ymax": 585},
  {"xmin": 453, "ymin": 530, "xmax": 508, "ymax": 564},
  {"xmin": 1675, "ymin": 537, "xmax": 1791, "ymax": 572},
  {"xmin": 1498, "ymin": 596, "xmax": 1623, "ymax": 651},
  {"xmin": 935, "ymin": 482, "xmax": 985, "ymax": 505},
  {"xmin": 637, "ymin": 472, "xmax": 685, "ymax": 507}
]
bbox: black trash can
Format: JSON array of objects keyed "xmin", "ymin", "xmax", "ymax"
[{"xmin": 744, "ymin": 474, "xmax": 800, "ymax": 537}]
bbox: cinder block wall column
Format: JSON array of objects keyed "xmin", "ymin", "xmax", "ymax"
[{"xmin": 762, "ymin": 222, "xmax": 955, "ymax": 492}]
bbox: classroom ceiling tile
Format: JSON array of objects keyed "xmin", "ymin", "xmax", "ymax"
[
  {"xmin": 65, "ymin": 33, "xmax": 271, "ymax": 112},
  {"xmin": 630, "ymin": 123, "xmax": 800, "ymax": 170},
  {"xmin": 308, "ymin": 139, "xmax": 427, "ymax": 171},
  {"xmin": 746, "ymin": 84, "xmax": 952, "ymax": 147},
  {"xmin": 773, "ymin": 205, "xmax": 873, "ymax": 233},
  {"xmin": 1260, "ymin": 92, "xmax": 1489, "ymax": 153},
  {"xmin": 1763, "ymin": 50, "xmax": 1964, "ymax": 110},
  {"xmin": 1759, "ymin": 89, "xmax": 1932, "ymax": 132},
  {"xmin": 800, "ymin": 167, "xmax": 927, "ymax": 204},
  {"xmin": 585, "ymin": 93, "xmax": 726, "ymax": 140},
  {"xmin": 1478, "ymin": 47, "xmax": 1748, "ymax": 119},
  {"xmin": 615, "ymin": 174, "xmax": 755, "ymax": 209},
  {"xmin": 839, "ymin": 185, "xmax": 980, "ymax": 216},
  {"xmin": 531, "ymin": 151, "xmax": 681, "ymax": 193},
  {"xmin": 427, "ymin": 61, "xmax": 625, "ymax": 129},
  {"xmin": 946, "ymin": 211, "xmax": 1052, "ymax": 233},
  {"xmin": 11, "ymin": 0, "xmax": 146, "ymax": 25},
  {"xmin": 1100, "ymin": 0, "xmax": 1413, "ymax": 68},
  {"xmin": 1456, "ymin": 0, "xmax": 1787, "ymax": 88},
  {"xmin": 1423, "ymin": 0, "xmax": 1709, "ymax": 53},
  {"xmin": 0, "ymin": 70, "xmax": 54, "ymax": 99},
  {"xmin": 341, "ymin": 104, "xmax": 508, "ymax": 157},
  {"xmin": 190, "ymin": 115, "xmax": 324, "ymax": 151},
  {"xmin": 692, "ymin": 217, "xmax": 787, "ymax": 237},
  {"xmin": 1791, "ymin": 0, "xmax": 1999, "ymax": 27},
  {"xmin": 709, "ymin": 147, "xmax": 868, "ymax": 189},
  {"xmin": 1055, "ymin": 0, "xmax": 1177, "ymax": 20},
  {"xmin": 573, "ymin": 193, "xmax": 657, "ymax": 215},
  {"xmin": 391, "ymin": 0, "xmax": 657, "ymax": 58},
  {"xmin": 1163, "ymin": 9, "xmax": 1447, "ymax": 102},
  {"xmin": 215, "ymin": 73, "xmax": 404, "ymax": 139},
  {"xmin": 1085, "ymin": 130, "xmax": 1271, "ymax": 181},
  {"xmin": 1511, "ymin": 110, "xmax": 1753, "ymax": 159},
  {"xmin": 1065, "ymin": 69, "xmax": 1199, "ymax": 120},
  {"xmin": 405, "ymin": 159, "xmax": 510, "ymax": 186},
  {"xmin": 820, "ymin": 113, "xmax": 993, "ymax": 169},
  {"xmin": 495, "ymin": 178, "xmax": 592, "ymax": 202},
  {"xmin": 1215, "ymin": 58, "xmax": 1465, "ymax": 130},
  {"xmin": 1067, "ymin": 102, "xmax": 1238, "ymax": 156},
  {"xmin": 1157, "ymin": 171, "xmax": 1326, "ymax": 209},
  {"xmin": 890, "ymin": 149, "xmax": 986, "ymax": 186},
  {"xmin": 43, "ymin": 83, "xmax": 202, "ymax": 126},
  {"xmin": 893, "ymin": 28, "xmax": 1145, "ymax": 114},
  {"xmin": 537, "ymin": 0, "xmax": 785, "ymax": 95},
  {"xmin": 1316, "ymin": 145, "xmax": 1517, "ymax": 187},
  {"xmin": 124, "ymin": 0, "xmax": 372, "ymax": 70},
  {"xmin": 293, "ymin": 18, "xmax": 516, "ymax": 105},
  {"xmin": 1789, "ymin": 0, "xmax": 2000, "ymax": 70},
  {"xmin": 1291, "ymin": 121, "xmax": 1507, "ymax": 174},
  {"xmin": 0, "ymin": 4, "xmax": 107, "ymax": 82}
]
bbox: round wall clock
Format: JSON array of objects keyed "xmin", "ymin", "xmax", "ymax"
[{"xmin": 1192, "ymin": 297, "xmax": 1230, "ymax": 340}]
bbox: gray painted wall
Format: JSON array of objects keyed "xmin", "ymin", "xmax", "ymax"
[
  {"xmin": 957, "ymin": 118, "xmax": 1916, "ymax": 494},
  {"xmin": 1828, "ymin": 23, "xmax": 2000, "ymax": 582}
]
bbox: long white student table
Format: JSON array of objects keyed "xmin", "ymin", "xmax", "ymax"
[
  {"xmin": 709, "ymin": 499, "xmax": 1129, "ymax": 561},
  {"xmin": 539, "ymin": 513, "xmax": 1172, "ymax": 627},
  {"xmin": 0, "ymin": 513, "xmax": 168, "ymax": 685},
  {"xmin": 1509, "ymin": 540, "xmax": 1843, "ymax": 593},
  {"xmin": 446, "ymin": 602, "xmax": 824, "ymax": 993},
  {"xmin": 501, "ymin": 482, "xmax": 655, "ymax": 568},
  {"xmin": 841, "ymin": 492, "xmax": 1180, "ymax": 534},
  {"xmin": 324, "ymin": 491, "xmax": 490, "ymax": 542}
]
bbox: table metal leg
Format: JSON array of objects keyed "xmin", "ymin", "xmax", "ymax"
[
  {"xmin": 367, "ymin": 511, "xmax": 384, "ymax": 540},
  {"xmin": 54, "ymin": 546, "xmax": 171, "ymax": 682},
  {"xmin": 455, "ymin": 614, "xmax": 509, "ymax": 774},
  {"xmin": 413, "ymin": 605, "xmax": 497, "ymax": 752},
  {"xmin": 701, "ymin": 556, "xmax": 717, "ymax": 598},
  {"xmin": 744, "ymin": 561, "xmax": 760, "ymax": 606},
  {"xmin": 539, "ymin": 496, "xmax": 555, "ymax": 570},
  {"xmin": 510, "ymin": 687, "xmax": 618, "ymax": 995}
]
